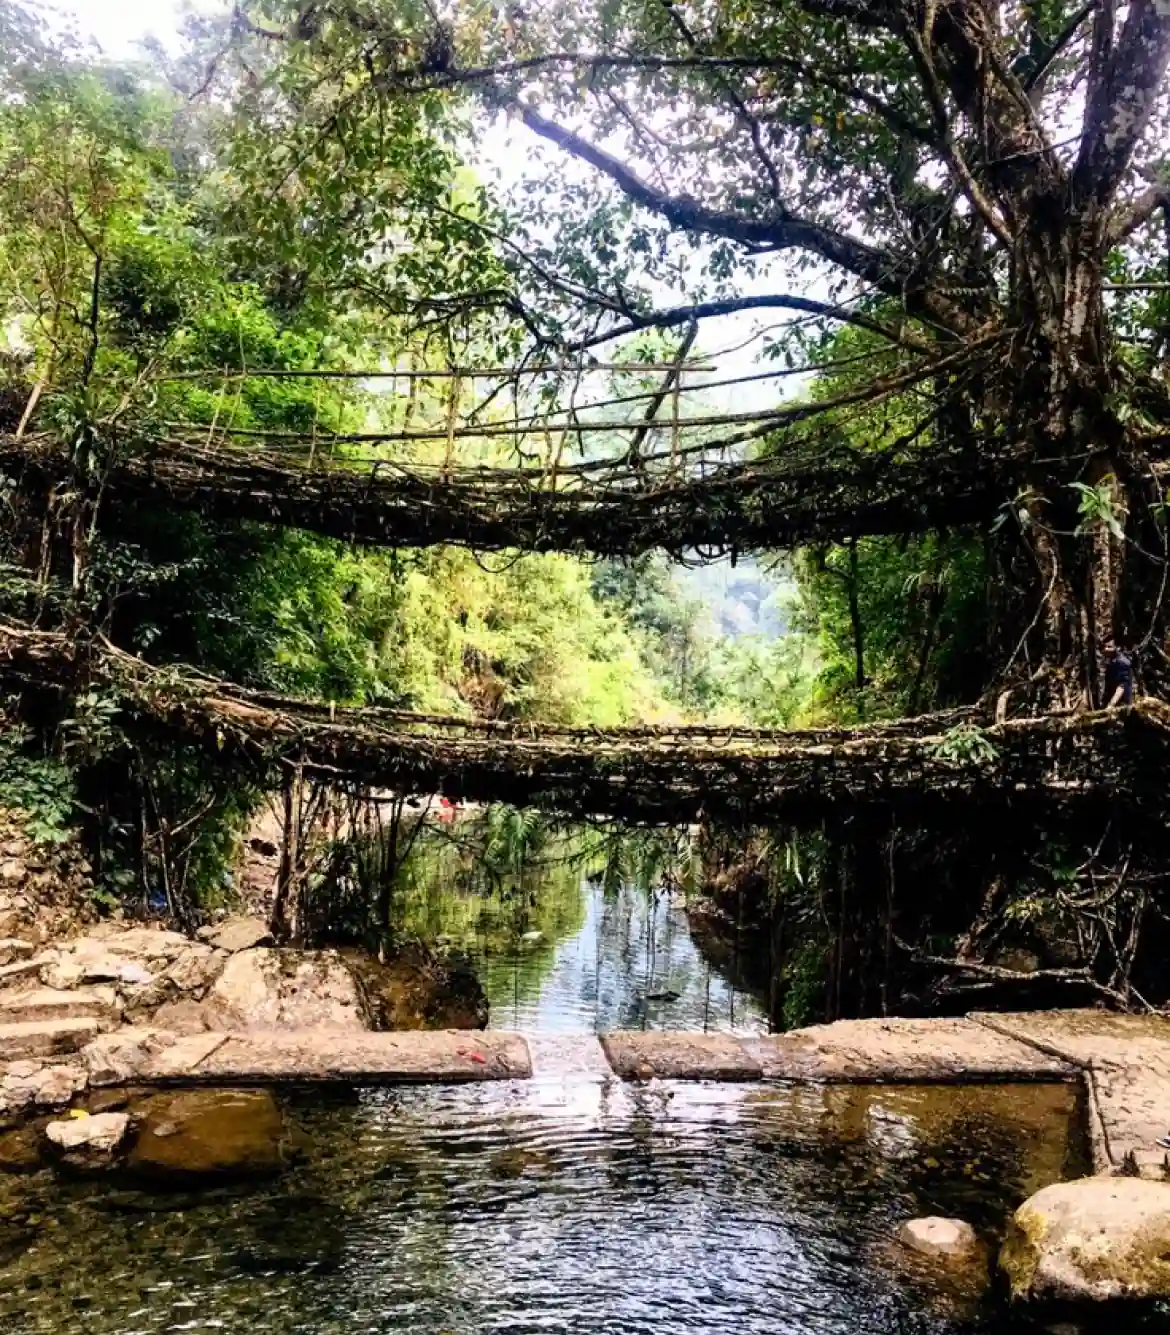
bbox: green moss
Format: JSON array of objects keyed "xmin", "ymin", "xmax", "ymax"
[{"xmin": 998, "ymin": 1206, "xmax": 1046, "ymax": 1298}]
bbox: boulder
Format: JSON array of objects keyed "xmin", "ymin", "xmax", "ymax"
[
  {"xmin": 118, "ymin": 976, "xmax": 177, "ymax": 1018},
  {"xmin": 79, "ymin": 1027, "xmax": 177, "ymax": 1087},
  {"xmin": 1001, "ymin": 1177, "xmax": 1170, "ymax": 1303},
  {"xmin": 1, "ymin": 1059, "xmax": 85, "ymax": 1115},
  {"xmin": 898, "ymin": 1217, "xmax": 980, "ymax": 1261},
  {"xmin": 127, "ymin": 1089, "xmax": 291, "ymax": 1180},
  {"xmin": 0, "ymin": 1125, "xmax": 43, "ymax": 1173},
  {"xmin": 42, "ymin": 949, "xmax": 151, "ymax": 989},
  {"xmin": 205, "ymin": 948, "xmax": 364, "ymax": 1030},
  {"xmin": 150, "ymin": 999, "xmax": 215, "ymax": 1034},
  {"xmin": 205, "ymin": 917, "xmax": 272, "ymax": 955},
  {"xmin": 99, "ymin": 928, "xmax": 191, "ymax": 961},
  {"xmin": 164, "ymin": 944, "xmax": 226, "ymax": 996},
  {"xmin": 0, "ymin": 1073, "xmax": 34, "ymax": 1121},
  {"xmin": 45, "ymin": 1112, "xmax": 131, "ymax": 1169},
  {"xmin": 37, "ymin": 956, "xmax": 86, "ymax": 990},
  {"xmin": 28, "ymin": 1062, "xmax": 86, "ymax": 1107}
]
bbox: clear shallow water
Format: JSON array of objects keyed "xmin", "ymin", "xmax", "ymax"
[
  {"xmin": 2, "ymin": 1078, "xmax": 1087, "ymax": 1335},
  {"xmin": 0, "ymin": 866, "xmax": 1096, "ymax": 1334}
]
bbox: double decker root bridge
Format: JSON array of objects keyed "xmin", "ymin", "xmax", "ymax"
[{"xmin": 4, "ymin": 342, "xmax": 1168, "ymax": 828}]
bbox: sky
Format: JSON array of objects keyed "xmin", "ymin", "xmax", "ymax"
[
  {"xmin": 61, "ymin": 0, "xmax": 797, "ymax": 403},
  {"xmin": 65, "ymin": 0, "xmax": 211, "ymax": 57}
]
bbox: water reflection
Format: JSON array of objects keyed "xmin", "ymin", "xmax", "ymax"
[
  {"xmin": 3, "ymin": 1078, "xmax": 1087, "ymax": 1335},
  {"xmin": 394, "ymin": 865, "xmax": 766, "ymax": 1034}
]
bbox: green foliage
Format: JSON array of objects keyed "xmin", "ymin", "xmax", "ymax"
[
  {"xmin": 1072, "ymin": 479, "xmax": 1126, "ymax": 540},
  {"xmin": 708, "ymin": 634, "xmax": 814, "ymax": 727},
  {"xmin": 795, "ymin": 535, "xmax": 987, "ymax": 721},
  {"xmin": 481, "ymin": 805, "xmax": 549, "ymax": 879},
  {"xmin": 0, "ymin": 725, "xmax": 76, "ymax": 846},
  {"xmin": 588, "ymin": 826, "xmax": 695, "ymax": 897},
  {"xmin": 928, "ymin": 724, "xmax": 1000, "ymax": 766},
  {"xmin": 779, "ymin": 940, "xmax": 826, "ymax": 1031}
]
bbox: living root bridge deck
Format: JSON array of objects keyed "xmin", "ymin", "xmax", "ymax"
[
  {"xmin": 0, "ymin": 431, "xmax": 1009, "ymax": 558},
  {"xmin": 4, "ymin": 620, "xmax": 1167, "ymax": 826},
  {"xmin": 91, "ymin": 1012, "xmax": 1170, "ymax": 1179}
]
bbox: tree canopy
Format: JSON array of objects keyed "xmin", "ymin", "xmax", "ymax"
[{"xmin": 185, "ymin": 0, "xmax": 1170, "ymax": 708}]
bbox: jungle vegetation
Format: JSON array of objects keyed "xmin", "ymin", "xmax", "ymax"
[{"xmin": 2, "ymin": 0, "xmax": 1170, "ymax": 1024}]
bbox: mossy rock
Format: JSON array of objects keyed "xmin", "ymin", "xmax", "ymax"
[{"xmin": 1001, "ymin": 1177, "xmax": 1170, "ymax": 1303}]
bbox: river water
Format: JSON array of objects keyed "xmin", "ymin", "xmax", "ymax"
[
  {"xmin": 0, "ymin": 865, "xmax": 1105, "ymax": 1335},
  {"xmin": 399, "ymin": 870, "xmax": 767, "ymax": 1035}
]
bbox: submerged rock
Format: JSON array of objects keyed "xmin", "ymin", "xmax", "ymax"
[
  {"xmin": 229, "ymin": 1195, "xmax": 348, "ymax": 1274},
  {"xmin": 0, "ymin": 1125, "xmax": 44, "ymax": 1173},
  {"xmin": 45, "ymin": 1112, "xmax": 131, "ymax": 1169},
  {"xmin": 898, "ymin": 1216, "xmax": 980, "ymax": 1261},
  {"xmin": 127, "ymin": 1089, "xmax": 293, "ymax": 1181},
  {"xmin": 1001, "ymin": 1177, "xmax": 1170, "ymax": 1303}
]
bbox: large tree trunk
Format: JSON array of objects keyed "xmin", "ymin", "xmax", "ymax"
[{"xmin": 1002, "ymin": 205, "xmax": 1134, "ymax": 707}]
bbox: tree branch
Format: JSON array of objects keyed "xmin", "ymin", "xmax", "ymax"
[
  {"xmin": 900, "ymin": 17, "xmax": 1014, "ymax": 248},
  {"xmin": 510, "ymin": 98, "xmax": 979, "ymax": 334},
  {"xmin": 563, "ymin": 293, "xmax": 936, "ymax": 356},
  {"xmin": 1075, "ymin": 0, "xmax": 1170, "ymax": 208},
  {"xmin": 1018, "ymin": 1, "xmax": 1095, "ymax": 96},
  {"xmin": 1106, "ymin": 185, "xmax": 1170, "ymax": 247},
  {"xmin": 654, "ymin": 0, "xmax": 783, "ymax": 202}
]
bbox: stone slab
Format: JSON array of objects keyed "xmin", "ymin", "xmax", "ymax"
[
  {"xmin": 526, "ymin": 1033, "xmax": 613, "ymax": 1081},
  {"xmin": 0, "ymin": 958, "xmax": 44, "ymax": 990},
  {"xmin": 600, "ymin": 1031, "xmax": 762, "ymax": 1081},
  {"xmin": 974, "ymin": 1011, "xmax": 1170, "ymax": 1176},
  {"xmin": 141, "ymin": 1030, "xmax": 532, "ymax": 1084},
  {"xmin": 0, "ymin": 1017, "xmax": 101, "ymax": 1059},
  {"xmin": 746, "ymin": 1017, "xmax": 1076, "ymax": 1084},
  {"xmin": 203, "ymin": 916, "xmax": 272, "ymax": 954},
  {"xmin": 0, "ymin": 985, "xmax": 120, "ymax": 1026}
]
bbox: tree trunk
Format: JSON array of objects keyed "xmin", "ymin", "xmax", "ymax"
[{"xmin": 1000, "ymin": 204, "xmax": 1133, "ymax": 706}]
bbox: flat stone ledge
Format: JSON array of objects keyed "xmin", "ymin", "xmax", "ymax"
[
  {"xmin": 746, "ymin": 1017, "xmax": 1076, "ymax": 1084},
  {"xmin": 141, "ymin": 1029, "xmax": 532, "ymax": 1084},
  {"xmin": 973, "ymin": 1011, "xmax": 1170, "ymax": 1176},
  {"xmin": 526, "ymin": 1033, "xmax": 613, "ymax": 1081},
  {"xmin": 600, "ymin": 1031, "xmax": 762, "ymax": 1081},
  {"xmin": 0, "ymin": 1017, "xmax": 101, "ymax": 1060}
]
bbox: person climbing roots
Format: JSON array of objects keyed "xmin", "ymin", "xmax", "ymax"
[{"xmin": 1103, "ymin": 641, "xmax": 1134, "ymax": 707}]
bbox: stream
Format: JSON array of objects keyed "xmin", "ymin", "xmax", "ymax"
[{"xmin": 0, "ymin": 861, "xmax": 1109, "ymax": 1334}]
